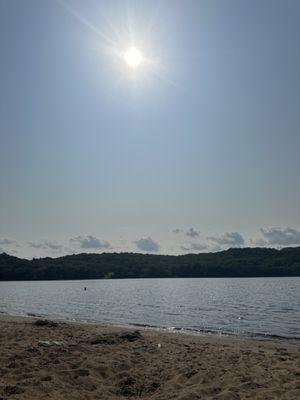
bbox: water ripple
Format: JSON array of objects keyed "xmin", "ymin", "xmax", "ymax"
[{"xmin": 0, "ymin": 277, "xmax": 299, "ymax": 340}]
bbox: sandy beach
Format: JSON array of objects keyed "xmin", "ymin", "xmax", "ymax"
[{"xmin": 0, "ymin": 315, "xmax": 299, "ymax": 400}]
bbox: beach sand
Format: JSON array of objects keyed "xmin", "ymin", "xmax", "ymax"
[{"xmin": 0, "ymin": 315, "xmax": 299, "ymax": 399}]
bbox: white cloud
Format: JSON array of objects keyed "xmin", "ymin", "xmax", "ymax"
[
  {"xmin": 250, "ymin": 237, "xmax": 268, "ymax": 247},
  {"xmin": 172, "ymin": 228, "xmax": 182, "ymax": 234},
  {"xmin": 0, "ymin": 238, "xmax": 16, "ymax": 245},
  {"xmin": 207, "ymin": 232, "xmax": 245, "ymax": 247},
  {"xmin": 70, "ymin": 235, "xmax": 111, "ymax": 249},
  {"xmin": 180, "ymin": 243, "xmax": 207, "ymax": 252},
  {"xmin": 186, "ymin": 228, "xmax": 199, "ymax": 238},
  {"xmin": 180, "ymin": 245, "xmax": 190, "ymax": 251},
  {"xmin": 260, "ymin": 227, "xmax": 300, "ymax": 246},
  {"xmin": 190, "ymin": 243, "xmax": 207, "ymax": 251},
  {"xmin": 134, "ymin": 237, "xmax": 160, "ymax": 252},
  {"xmin": 0, "ymin": 247, "xmax": 17, "ymax": 255},
  {"xmin": 28, "ymin": 241, "xmax": 65, "ymax": 252}
]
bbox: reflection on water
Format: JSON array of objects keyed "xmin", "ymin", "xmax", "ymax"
[{"xmin": 1, "ymin": 277, "xmax": 299, "ymax": 339}]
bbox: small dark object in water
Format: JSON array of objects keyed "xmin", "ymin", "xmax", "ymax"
[
  {"xmin": 84, "ymin": 287, "xmax": 87, "ymax": 291},
  {"xmin": 33, "ymin": 319, "xmax": 58, "ymax": 328}
]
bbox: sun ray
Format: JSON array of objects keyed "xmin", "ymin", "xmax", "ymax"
[
  {"xmin": 56, "ymin": 0, "xmax": 116, "ymax": 47},
  {"xmin": 56, "ymin": 0, "xmax": 183, "ymax": 92}
]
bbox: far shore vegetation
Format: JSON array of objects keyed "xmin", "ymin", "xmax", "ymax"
[{"xmin": 0, "ymin": 247, "xmax": 299, "ymax": 281}]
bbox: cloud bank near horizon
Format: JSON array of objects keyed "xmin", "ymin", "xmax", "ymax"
[
  {"xmin": 1, "ymin": 227, "xmax": 300, "ymax": 258},
  {"xmin": 134, "ymin": 237, "xmax": 160, "ymax": 252},
  {"xmin": 70, "ymin": 235, "xmax": 111, "ymax": 249},
  {"xmin": 260, "ymin": 227, "xmax": 300, "ymax": 246}
]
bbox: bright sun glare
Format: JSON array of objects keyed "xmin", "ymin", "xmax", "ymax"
[{"xmin": 124, "ymin": 46, "xmax": 143, "ymax": 68}]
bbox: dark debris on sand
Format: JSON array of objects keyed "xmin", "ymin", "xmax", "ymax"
[
  {"xmin": 90, "ymin": 330, "xmax": 143, "ymax": 346},
  {"xmin": 32, "ymin": 319, "xmax": 58, "ymax": 328}
]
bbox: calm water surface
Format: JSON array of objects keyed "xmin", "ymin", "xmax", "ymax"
[{"xmin": 0, "ymin": 277, "xmax": 299, "ymax": 339}]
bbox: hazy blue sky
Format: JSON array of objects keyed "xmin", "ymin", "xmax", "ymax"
[{"xmin": 1, "ymin": 0, "xmax": 299, "ymax": 258}]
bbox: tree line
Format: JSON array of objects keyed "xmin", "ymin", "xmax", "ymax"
[
  {"xmin": 0, "ymin": 247, "xmax": 300, "ymax": 280},
  {"xmin": 0, "ymin": 247, "xmax": 299, "ymax": 281}
]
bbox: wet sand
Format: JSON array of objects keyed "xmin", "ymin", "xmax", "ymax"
[{"xmin": 0, "ymin": 315, "xmax": 299, "ymax": 399}]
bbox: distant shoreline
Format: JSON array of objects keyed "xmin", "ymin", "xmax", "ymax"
[
  {"xmin": 1, "ymin": 246, "xmax": 299, "ymax": 280},
  {"xmin": 0, "ymin": 275, "xmax": 300, "ymax": 282}
]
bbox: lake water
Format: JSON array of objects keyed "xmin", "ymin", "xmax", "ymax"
[{"xmin": 0, "ymin": 277, "xmax": 299, "ymax": 340}]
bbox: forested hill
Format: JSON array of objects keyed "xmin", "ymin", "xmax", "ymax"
[{"xmin": 0, "ymin": 247, "xmax": 299, "ymax": 281}]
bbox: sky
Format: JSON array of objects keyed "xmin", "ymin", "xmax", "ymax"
[{"xmin": 0, "ymin": 0, "xmax": 299, "ymax": 259}]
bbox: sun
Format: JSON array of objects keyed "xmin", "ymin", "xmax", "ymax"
[{"xmin": 124, "ymin": 46, "xmax": 143, "ymax": 68}]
